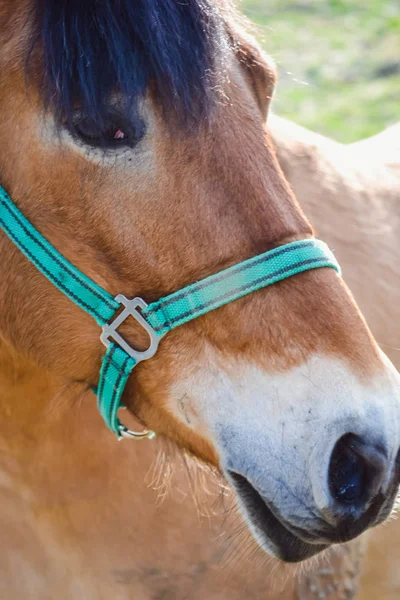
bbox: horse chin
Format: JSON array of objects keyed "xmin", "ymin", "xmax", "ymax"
[
  {"xmin": 227, "ymin": 469, "xmax": 400, "ymax": 563},
  {"xmin": 226, "ymin": 471, "xmax": 328, "ymax": 563}
]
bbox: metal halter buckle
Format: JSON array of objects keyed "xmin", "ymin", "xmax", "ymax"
[
  {"xmin": 101, "ymin": 295, "xmax": 160, "ymax": 441},
  {"xmin": 100, "ymin": 295, "xmax": 161, "ymax": 362}
]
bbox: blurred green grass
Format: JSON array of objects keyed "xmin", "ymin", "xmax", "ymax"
[{"xmin": 240, "ymin": 0, "xmax": 400, "ymax": 142}]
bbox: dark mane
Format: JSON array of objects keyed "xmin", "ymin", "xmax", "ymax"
[{"xmin": 32, "ymin": 0, "xmax": 229, "ymax": 128}]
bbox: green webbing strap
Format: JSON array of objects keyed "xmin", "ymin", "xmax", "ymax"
[
  {"xmin": 142, "ymin": 239, "xmax": 340, "ymax": 334},
  {"xmin": 98, "ymin": 343, "xmax": 137, "ymax": 436},
  {"xmin": 0, "ymin": 187, "xmax": 118, "ymax": 326},
  {"xmin": 0, "ymin": 185, "xmax": 341, "ymax": 439}
]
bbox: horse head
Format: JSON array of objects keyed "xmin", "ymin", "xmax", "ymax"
[{"xmin": 0, "ymin": 0, "xmax": 399, "ymax": 563}]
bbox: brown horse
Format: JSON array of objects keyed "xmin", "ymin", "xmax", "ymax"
[
  {"xmin": 269, "ymin": 114, "xmax": 400, "ymax": 600},
  {"xmin": 1, "ymin": 1, "xmax": 400, "ymax": 598},
  {"xmin": 270, "ymin": 115, "xmax": 400, "ymax": 371}
]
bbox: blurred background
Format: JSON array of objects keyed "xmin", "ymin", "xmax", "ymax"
[{"xmin": 241, "ymin": 0, "xmax": 400, "ymax": 142}]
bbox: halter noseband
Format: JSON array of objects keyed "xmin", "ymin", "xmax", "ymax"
[{"xmin": 0, "ymin": 185, "xmax": 341, "ymax": 439}]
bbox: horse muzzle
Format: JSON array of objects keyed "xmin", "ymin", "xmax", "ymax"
[
  {"xmin": 195, "ymin": 355, "xmax": 400, "ymax": 563},
  {"xmin": 226, "ymin": 437, "xmax": 400, "ymax": 562}
]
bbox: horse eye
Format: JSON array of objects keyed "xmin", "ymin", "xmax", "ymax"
[{"xmin": 69, "ymin": 111, "xmax": 145, "ymax": 149}]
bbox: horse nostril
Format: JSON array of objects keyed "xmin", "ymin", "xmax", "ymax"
[{"xmin": 328, "ymin": 433, "xmax": 387, "ymax": 508}]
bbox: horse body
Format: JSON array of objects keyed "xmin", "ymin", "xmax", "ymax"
[
  {"xmin": 1, "ymin": 0, "xmax": 400, "ymax": 597},
  {"xmin": 270, "ymin": 115, "xmax": 400, "ymax": 368}
]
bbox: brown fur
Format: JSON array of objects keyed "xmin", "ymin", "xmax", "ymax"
[{"xmin": 0, "ymin": 1, "xmax": 397, "ymax": 598}]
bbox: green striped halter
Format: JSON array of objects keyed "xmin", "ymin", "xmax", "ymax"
[{"xmin": 0, "ymin": 185, "xmax": 341, "ymax": 440}]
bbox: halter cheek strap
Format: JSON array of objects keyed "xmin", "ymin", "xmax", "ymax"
[{"xmin": 0, "ymin": 185, "xmax": 341, "ymax": 439}]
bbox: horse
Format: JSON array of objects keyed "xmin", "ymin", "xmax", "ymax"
[
  {"xmin": 268, "ymin": 114, "xmax": 400, "ymax": 600},
  {"xmin": 270, "ymin": 115, "xmax": 400, "ymax": 371},
  {"xmin": 1, "ymin": 1, "xmax": 400, "ymax": 598}
]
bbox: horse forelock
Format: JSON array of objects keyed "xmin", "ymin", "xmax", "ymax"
[{"xmin": 19, "ymin": 0, "xmax": 231, "ymax": 128}]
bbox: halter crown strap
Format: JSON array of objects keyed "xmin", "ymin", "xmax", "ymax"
[{"xmin": 0, "ymin": 185, "xmax": 341, "ymax": 439}]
